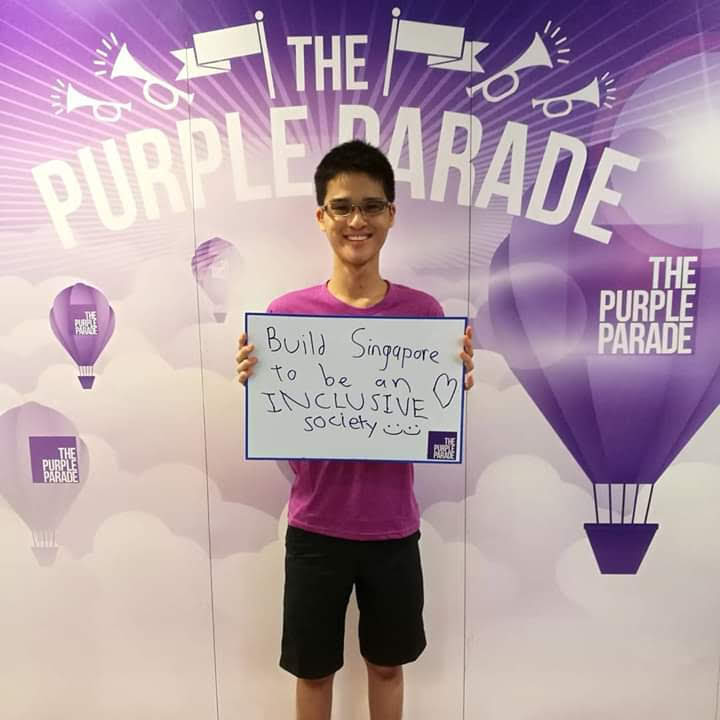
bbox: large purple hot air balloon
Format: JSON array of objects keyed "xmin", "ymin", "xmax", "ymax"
[
  {"xmin": 0, "ymin": 402, "xmax": 89, "ymax": 566},
  {"xmin": 50, "ymin": 282, "xmax": 115, "ymax": 389},
  {"xmin": 488, "ymin": 43, "xmax": 720, "ymax": 573},
  {"xmin": 191, "ymin": 237, "xmax": 241, "ymax": 323}
]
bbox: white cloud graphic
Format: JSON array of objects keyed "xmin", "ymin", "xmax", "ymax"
[{"xmin": 462, "ymin": 457, "xmax": 720, "ymax": 720}]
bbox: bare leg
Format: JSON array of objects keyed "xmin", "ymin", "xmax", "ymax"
[
  {"xmin": 296, "ymin": 674, "xmax": 334, "ymax": 720},
  {"xmin": 366, "ymin": 661, "xmax": 403, "ymax": 720}
]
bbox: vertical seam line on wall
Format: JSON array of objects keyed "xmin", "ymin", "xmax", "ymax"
[
  {"xmin": 693, "ymin": 5, "xmax": 719, "ymax": 719},
  {"xmin": 463, "ymin": 2, "xmax": 475, "ymax": 717},
  {"xmin": 183, "ymin": 39, "xmax": 222, "ymax": 720}
]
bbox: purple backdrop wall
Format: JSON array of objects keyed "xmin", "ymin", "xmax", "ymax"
[{"xmin": 1, "ymin": 0, "xmax": 720, "ymax": 717}]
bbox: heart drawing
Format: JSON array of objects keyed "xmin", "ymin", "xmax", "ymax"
[{"xmin": 432, "ymin": 373, "xmax": 458, "ymax": 409}]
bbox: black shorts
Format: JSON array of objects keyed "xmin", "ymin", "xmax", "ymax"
[{"xmin": 280, "ymin": 525, "xmax": 426, "ymax": 679}]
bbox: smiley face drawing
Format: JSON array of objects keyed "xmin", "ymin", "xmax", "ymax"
[
  {"xmin": 383, "ymin": 423, "xmax": 403, "ymax": 436},
  {"xmin": 383, "ymin": 424, "xmax": 422, "ymax": 436}
]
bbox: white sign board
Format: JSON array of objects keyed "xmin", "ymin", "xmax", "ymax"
[{"xmin": 245, "ymin": 313, "xmax": 466, "ymax": 462}]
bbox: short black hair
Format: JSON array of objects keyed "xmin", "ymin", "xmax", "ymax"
[{"xmin": 314, "ymin": 139, "xmax": 395, "ymax": 206}]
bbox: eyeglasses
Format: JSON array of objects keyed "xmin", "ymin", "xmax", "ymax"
[{"xmin": 322, "ymin": 199, "xmax": 392, "ymax": 218}]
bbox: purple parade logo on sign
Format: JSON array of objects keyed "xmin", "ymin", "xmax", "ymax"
[
  {"xmin": 191, "ymin": 237, "xmax": 242, "ymax": 322},
  {"xmin": 487, "ymin": 40, "xmax": 720, "ymax": 575},
  {"xmin": 427, "ymin": 431, "xmax": 458, "ymax": 461},
  {"xmin": 0, "ymin": 403, "xmax": 88, "ymax": 566},
  {"xmin": 50, "ymin": 282, "xmax": 115, "ymax": 389},
  {"xmin": 29, "ymin": 436, "xmax": 80, "ymax": 484}
]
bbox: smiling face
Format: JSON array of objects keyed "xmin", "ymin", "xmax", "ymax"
[{"xmin": 316, "ymin": 172, "xmax": 395, "ymax": 271}]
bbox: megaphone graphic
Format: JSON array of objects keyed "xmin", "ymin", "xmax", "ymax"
[
  {"xmin": 531, "ymin": 77, "xmax": 601, "ymax": 118},
  {"xmin": 466, "ymin": 33, "xmax": 553, "ymax": 101},
  {"xmin": 65, "ymin": 82, "xmax": 132, "ymax": 123},
  {"xmin": 111, "ymin": 43, "xmax": 194, "ymax": 110}
]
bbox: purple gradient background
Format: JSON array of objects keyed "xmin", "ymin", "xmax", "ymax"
[
  {"xmin": 2, "ymin": 0, "xmax": 717, "ymax": 270},
  {"xmin": 0, "ymin": 0, "xmax": 717, "ymax": 556}
]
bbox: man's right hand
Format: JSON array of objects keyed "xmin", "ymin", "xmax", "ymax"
[{"xmin": 236, "ymin": 332, "xmax": 257, "ymax": 385}]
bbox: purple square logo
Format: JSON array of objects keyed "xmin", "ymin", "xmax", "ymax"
[
  {"xmin": 427, "ymin": 431, "xmax": 458, "ymax": 461},
  {"xmin": 28, "ymin": 436, "xmax": 80, "ymax": 484},
  {"xmin": 70, "ymin": 304, "xmax": 98, "ymax": 337}
]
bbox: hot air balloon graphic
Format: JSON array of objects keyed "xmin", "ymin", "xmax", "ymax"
[
  {"xmin": 191, "ymin": 237, "xmax": 241, "ymax": 322},
  {"xmin": 50, "ymin": 282, "xmax": 115, "ymax": 389},
  {"xmin": 487, "ymin": 141, "xmax": 720, "ymax": 574},
  {"xmin": 0, "ymin": 402, "xmax": 88, "ymax": 566}
]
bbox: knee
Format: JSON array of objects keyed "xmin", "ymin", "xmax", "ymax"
[
  {"xmin": 365, "ymin": 660, "xmax": 402, "ymax": 682},
  {"xmin": 298, "ymin": 673, "xmax": 335, "ymax": 690}
]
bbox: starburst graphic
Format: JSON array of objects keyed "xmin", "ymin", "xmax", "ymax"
[
  {"xmin": 49, "ymin": 78, "xmax": 67, "ymax": 115},
  {"xmin": 542, "ymin": 20, "xmax": 572, "ymax": 65},
  {"xmin": 93, "ymin": 32, "xmax": 120, "ymax": 76},
  {"xmin": 601, "ymin": 71, "xmax": 617, "ymax": 108}
]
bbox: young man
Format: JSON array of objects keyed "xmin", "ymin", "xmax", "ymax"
[{"xmin": 236, "ymin": 140, "xmax": 474, "ymax": 720}]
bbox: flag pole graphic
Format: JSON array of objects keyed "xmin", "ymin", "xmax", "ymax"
[
  {"xmin": 382, "ymin": 7, "xmax": 402, "ymax": 97},
  {"xmin": 254, "ymin": 10, "xmax": 276, "ymax": 99}
]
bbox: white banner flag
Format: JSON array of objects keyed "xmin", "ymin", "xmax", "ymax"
[
  {"xmin": 395, "ymin": 18, "xmax": 465, "ymax": 56},
  {"xmin": 170, "ymin": 12, "xmax": 275, "ymax": 97},
  {"xmin": 383, "ymin": 10, "xmax": 485, "ymax": 96},
  {"xmin": 192, "ymin": 23, "xmax": 262, "ymax": 64}
]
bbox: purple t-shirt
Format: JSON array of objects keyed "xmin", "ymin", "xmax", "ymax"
[{"xmin": 266, "ymin": 281, "xmax": 444, "ymax": 540}]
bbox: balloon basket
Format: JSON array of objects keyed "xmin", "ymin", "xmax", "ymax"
[
  {"xmin": 78, "ymin": 375, "xmax": 95, "ymax": 389},
  {"xmin": 584, "ymin": 523, "xmax": 658, "ymax": 574},
  {"xmin": 31, "ymin": 546, "xmax": 59, "ymax": 566},
  {"xmin": 213, "ymin": 311, "xmax": 227, "ymax": 323}
]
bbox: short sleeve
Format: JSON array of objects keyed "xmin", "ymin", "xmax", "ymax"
[
  {"xmin": 266, "ymin": 295, "xmax": 285, "ymax": 313},
  {"xmin": 427, "ymin": 297, "xmax": 445, "ymax": 318}
]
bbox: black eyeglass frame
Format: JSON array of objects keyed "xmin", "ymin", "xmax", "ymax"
[{"xmin": 321, "ymin": 199, "xmax": 393, "ymax": 218}]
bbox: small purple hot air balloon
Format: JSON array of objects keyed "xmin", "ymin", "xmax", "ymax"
[
  {"xmin": 0, "ymin": 402, "xmax": 89, "ymax": 566},
  {"xmin": 191, "ymin": 237, "xmax": 241, "ymax": 323},
  {"xmin": 50, "ymin": 282, "xmax": 115, "ymax": 389},
  {"xmin": 488, "ymin": 150, "xmax": 720, "ymax": 574}
]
